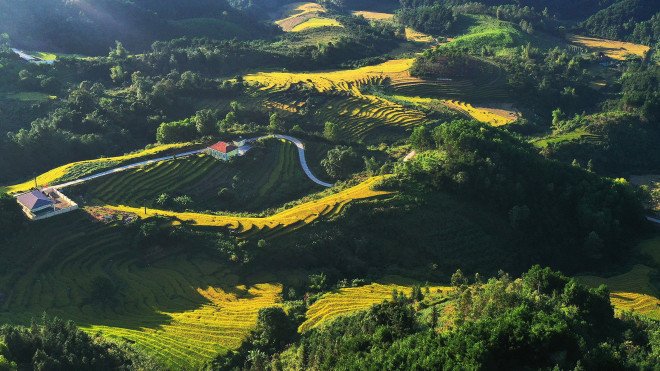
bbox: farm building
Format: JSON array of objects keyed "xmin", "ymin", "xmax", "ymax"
[
  {"xmin": 207, "ymin": 141, "xmax": 239, "ymax": 161},
  {"xmin": 15, "ymin": 188, "xmax": 78, "ymax": 220}
]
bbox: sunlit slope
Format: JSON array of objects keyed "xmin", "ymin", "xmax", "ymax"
[
  {"xmin": 299, "ymin": 278, "xmax": 452, "ymax": 332},
  {"xmin": 568, "ymin": 34, "xmax": 649, "ymax": 60},
  {"xmin": 244, "ymin": 58, "xmax": 413, "ymax": 95},
  {"xmin": 575, "ymin": 238, "xmax": 660, "ymax": 320},
  {"xmin": 0, "ymin": 213, "xmax": 282, "ymax": 369},
  {"xmin": 105, "ymin": 176, "xmax": 392, "ymax": 238},
  {"xmin": 3, "ymin": 143, "xmax": 197, "ymax": 194}
]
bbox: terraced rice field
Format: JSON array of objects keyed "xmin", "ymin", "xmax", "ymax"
[
  {"xmin": 567, "ymin": 34, "xmax": 650, "ymax": 61},
  {"xmin": 531, "ymin": 129, "xmax": 602, "ymax": 148},
  {"xmin": 2, "ymin": 142, "xmax": 197, "ymax": 194},
  {"xmin": 292, "ymin": 17, "xmax": 343, "ymax": 32},
  {"xmin": 299, "ymin": 279, "xmax": 452, "ymax": 332},
  {"xmin": 244, "ymin": 58, "xmax": 413, "ymax": 95},
  {"xmin": 78, "ymin": 140, "xmax": 316, "ymax": 212},
  {"xmin": 313, "ymin": 95, "xmax": 427, "ymax": 141},
  {"xmin": 352, "ymin": 11, "xmax": 394, "ymax": 21},
  {"xmin": 274, "ymin": 2, "xmax": 326, "ymax": 31},
  {"xmin": 0, "ymin": 213, "xmax": 283, "ymax": 369},
  {"xmin": 441, "ymin": 100, "xmax": 516, "ymax": 126},
  {"xmin": 388, "ymin": 76, "xmax": 509, "ymax": 102},
  {"xmin": 576, "ymin": 264, "xmax": 660, "ymax": 320},
  {"xmin": 104, "ymin": 176, "xmax": 393, "ymax": 240}
]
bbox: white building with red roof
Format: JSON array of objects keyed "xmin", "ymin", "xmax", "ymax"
[{"xmin": 207, "ymin": 141, "xmax": 239, "ymax": 161}]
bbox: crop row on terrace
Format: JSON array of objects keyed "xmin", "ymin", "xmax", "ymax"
[
  {"xmin": 243, "ymin": 59, "xmax": 413, "ymax": 96},
  {"xmin": 388, "ymin": 77, "xmax": 509, "ymax": 103},
  {"xmin": 103, "ymin": 176, "xmax": 392, "ymax": 240},
  {"xmin": 3, "ymin": 142, "xmax": 198, "ymax": 194},
  {"xmin": 312, "ymin": 95, "xmax": 427, "ymax": 142},
  {"xmin": 299, "ymin": 280, "xmax": 452, "ymax": 332},
  {"xmin": 75, "ymin": 140, "xmax": 313, "ymax": 213},
  {"xmin": 0, "ymin": 212, "xmax": 282, "ymax": 369},
  {"xmin": 576, "ymin": 264, "xmax": 660, "ymax": 321}
]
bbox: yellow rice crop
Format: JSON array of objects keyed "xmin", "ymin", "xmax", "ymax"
[
  {"xmin": 299, "ymin": 278, "xmax": 452, "ymax": 332},
  {"xmin": 104, "ymin": 176, "xmax": 392, "ymax": 236},
  {"xmin": 406, "ymin": 28, "xmax": 434, "ymax": 43},
  {"xmin": 275, "ymin": 2, "xmax": 326, "ymax": 31},
  {"xmin": 291, "ymin": 17, "xmax": 343, "ymax": 32},
  {"xmin": 442, "ymin": 100, "xmax": 514, "ymax": 126},
  {"xmin": 352, "ymin": 11, "xmax": 394, "ymax": 21},
  {"xmin": 3, "ymin": 143, "xmax": 197, "ymax": 194},
  {"xmin": 244, "ymin": 59, "xmax": 413, "ymax": 95},
  {"xmin": 567, "ymin": 34, "xmax": 649, "ymax": 61},
  {"xmin": 575, "ymin": 264, "xmax": 660, "ymax": 320},
  {"xmin": 82, "ymin": 283, "xmax": 282, "ymax": 369}
]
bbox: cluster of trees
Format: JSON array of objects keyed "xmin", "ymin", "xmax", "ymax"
[
  {"xmin": 397, "ymin": 5, "xmax": 456, "ymax": 36},
  {"xmin": 0, "ymin": 315, "xmax": 159, "ymax": 370},
  {"xmin": 0, "ymin": 0, "xmax": 275, "ymax": 56},
  {"xmin": 495, "ymin": 46, "xmax": 599, "ymax": 122},
  {"xmin": 400, "ymin": 120, "xmax": 646, "ymax": 266},
  {"xmin": 223, "ymin": 266, "xmax": 660, "ymax": 370},
  {"xmin": 581, "ymin": 0, "xmax": 660, "ymax": 43},
  {"xmin": 410, "ymin": 47, "xmax": 481, "ymax": 78}
]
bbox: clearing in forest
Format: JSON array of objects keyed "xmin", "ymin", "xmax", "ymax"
[{"xmin": 567, "ymin": 34, "xmax": 649, "ymax": 60}]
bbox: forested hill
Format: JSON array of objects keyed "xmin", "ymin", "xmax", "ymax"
[{"xmin": 0, "ymin": 0, "xmax": 276, "ymax": 55}]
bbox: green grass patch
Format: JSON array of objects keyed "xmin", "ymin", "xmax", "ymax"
[
  {"xmin": 5, "ymin": 92, "xmax": 56, "ymax": 101},
  {"xmin": 530, "ymin": 129, "xmax": 600, "ymax": 148}
]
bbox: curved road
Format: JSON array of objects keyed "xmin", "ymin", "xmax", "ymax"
[
  {"xmin": 44, "ymin": 135, "xmax": 332, "ymax": 191},
  {"xmin": 246, "ymin": 135, "xmax": 333, "ymax": 187}
]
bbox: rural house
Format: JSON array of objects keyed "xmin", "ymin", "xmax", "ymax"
[
  {"xmin": 15, "ymin": 188, "xmax": 78, "ymax": 220},
  {"xmin": 207, "ymin": 141, "xmax": 239, "ymax": 161},
  {"xmin": 16, "ymin": 190, "xmax": 53, "ymax": 216}
]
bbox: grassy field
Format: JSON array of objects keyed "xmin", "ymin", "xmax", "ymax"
[
  {"xmin": 0, "ymin": 212, "xmax": 283, "ymax": 369},
  {"xmin": 2, "ymin": 142, "xmax": 198, "ymax": 194},
  {"xmin": 75, "ymin": 140, "xmax": 319, "ymax": 213},
  {"xmin": 567, "ymin": 34, "xmax": 649, "ymax": 60},
  {"xmin": 530, "ymin": 129, "xmax": 602, "ymax": 148},
  {"xmin": 103, "ymin": 176, "xmax": 392, "ymax": 240},
  {"xmin": 299, "ymin": 278, "xmax": 452, "ymax": 332}
]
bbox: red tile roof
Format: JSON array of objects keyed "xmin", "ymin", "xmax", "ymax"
[{"xmin": 209, "ymin": 142, "xmax": 238, "ymax": 153}]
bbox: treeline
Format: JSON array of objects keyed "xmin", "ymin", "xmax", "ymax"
[
  {"xmin": 400, "ymin": 120, "xmax": 646, "ymax": 266},
  {"xmin": 400, "ymin": 0, "xmax": 620, "ymax": 20},
  {"xmin": 397, "ymin": 5, "xmax": 456, "ymax": 36},
  {"xmin": 0, "ymin": 315, "xmax": 160, "ymax": 370},
  {"xmin": 0, "ymin": 0, "xmax": 276, "ymax": 55},
  {"xmin": 211, "ymin": 266, "xmax": 660, "ymax": 370},
  {"xmin": 581, "ymin": 0, "xmax": 660, "ymax": 44}
]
